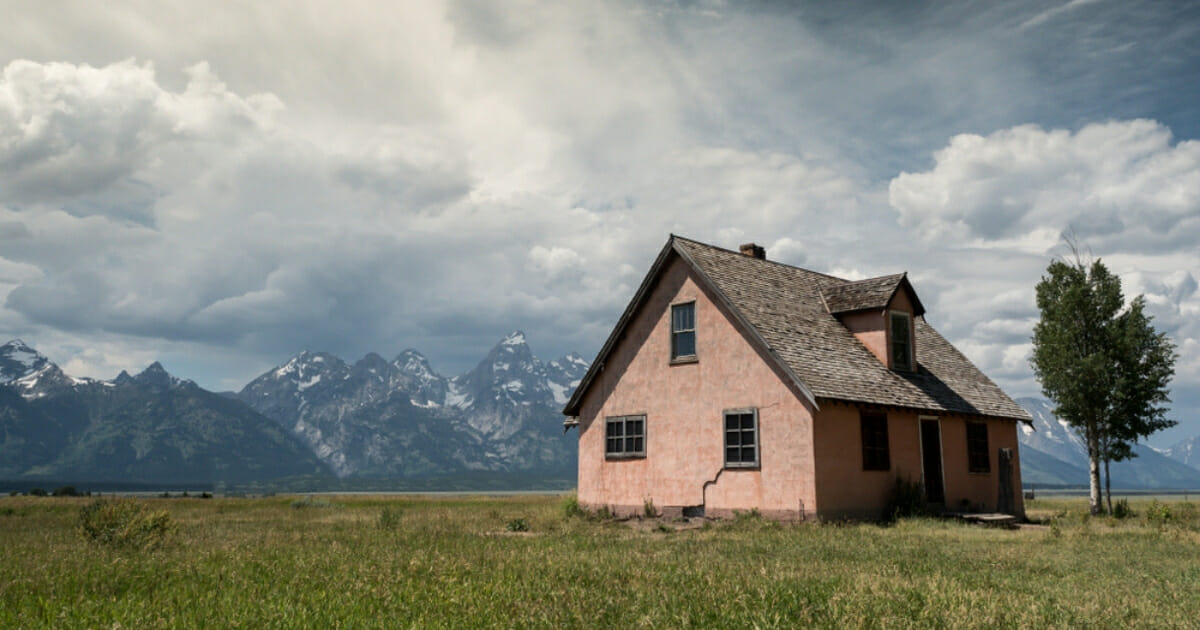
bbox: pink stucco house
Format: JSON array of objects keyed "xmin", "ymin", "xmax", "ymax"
[{"xmin": 562, "ymin": 236, "xmax": 1031, "ymax": 520}]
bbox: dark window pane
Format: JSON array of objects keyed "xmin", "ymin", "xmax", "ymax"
[
  {"xmin": 726, "ymin": 416, "xmax": 739, "ymax": 432},
  {"xmin": 891, "ymin": 313, "xmax": 911, "ymax": 370},
  {"xmin": 741, "ymin": 446, "xmax": 755, "ymax": 462},
  {"xmin": 633, "ymin": 437, "xmax": 643, "ymax": 453},
  {"xmin": 727, "ymin": 447, "xmax": 740, "ymax": 462},
  {"xmin": 674, "ymin": 331, "xmax": 695, "ymax": 357},
  {"xmin": 740, "ymin": 414, "xmax": 754, "ymax": 430}
]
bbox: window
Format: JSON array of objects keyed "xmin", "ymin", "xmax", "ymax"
[
  {"xmin": 861, "ymin": 412, "xmax": 890, "ymax": 471},
  {"xmin": 671, "ymin": 302, "xmax": 696, "ymax": 360},
  {"xmin": 605, "ymin": 415, "xmax": 645, "ymax": 458},
  {"xmin": 724, "ymin": 408, "xmax": 758, "ymax": 468},
  {"xmin": 890, "ymin": 311, "xmax": 912, "ymax": 371},
  {"xmin": 966, "ymin": 421, "xmax": 990, "ymax": 473}
]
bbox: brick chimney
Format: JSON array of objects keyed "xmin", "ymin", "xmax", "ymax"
[{"xmin": 739, "ymin": 243, "xmax": 765, "ymax": 260}]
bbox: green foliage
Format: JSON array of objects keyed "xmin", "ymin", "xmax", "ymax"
[
  {"xmin": 884, "ymin": 476, "xmax": 927, "ymax": 521},
  {"xmin": 1112, "ymin": 498, "xmax": 1134, "ymax": 519},
  {"xmin": 643, "ymin": 498, "xmax": 657, "ymax": 518},
  {"xmin": 377, "ymin": 506, "xmax": 402, "ymax": 530},
  {"xmin": 51, "ymin": 486, "xmax": 80, "ymax": 497},
  {"xmin": 1145, "ymin": 500, "xmax": 1172, "ymax": 527},
  {"xmin": 505, "ymin": 518, "xmax": 530, "ymax": 532},
  {"xmin": 560, "ymin": 493, "xmax": 586, "ymax": 519},
  {"xmin": 1031, "ymin": 250, "xmax": 1177, "ymax": 513},
  {"xmin": 28, "ymin": 488, "xmax": 46, "ymax": 497},
  {"xmin": 77, "ymin": 499, "xmax": 174, "ymax": 550}
]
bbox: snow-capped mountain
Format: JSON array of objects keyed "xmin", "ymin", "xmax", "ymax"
[
  {"xmin": 1164, "ymin": 435, "xmax": 1200, "ymax": 470},
  {"xmin": 0, "ymin": 339, "xmax": 90, "ymax": 398},
  {"xmin": 1016, "ymin": 396, "xmax": 1088, "ymax": 468},
  {"xmin": 236, "ymin": 331, "xmax": 587, "ymax": 478},
  {"xmin": 1016, "ymin": 396, "xmax": 1200, "ymax": 488},
  {"xmin": 0, "ymin": 341, "xmax": 328, "ymax": 483}
]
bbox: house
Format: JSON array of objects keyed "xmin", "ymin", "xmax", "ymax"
[{"xmin": 562, "ymin": 235, "xmax": 1031, "ymax": 520}]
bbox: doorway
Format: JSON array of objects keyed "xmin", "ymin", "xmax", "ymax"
[{"xmin": 920, "ymin": 419, "xmax": 945, "ymax": 505}]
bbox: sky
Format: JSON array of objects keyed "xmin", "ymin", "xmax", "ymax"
[{"xmin": 1, "ymin": 0, "xmax": 1198, "ymax": 444}]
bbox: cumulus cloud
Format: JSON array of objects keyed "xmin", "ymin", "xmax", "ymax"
[{"xmin": 889, "ymin": 120, "xmax": 1200, "ymax": 250}]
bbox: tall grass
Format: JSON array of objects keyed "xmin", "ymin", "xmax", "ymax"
[{"xmin": 1, "ymin": 494, "xmax": 1197, "ymax": 628}]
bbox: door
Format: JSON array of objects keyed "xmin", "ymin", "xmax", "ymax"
[
  {"xmin": 997, "ymin": 448, "xmax": 1015, "ymax": 514},
  {"xmin": 920, "ymin": 419, "xmax": 945, "ymax": 505}
]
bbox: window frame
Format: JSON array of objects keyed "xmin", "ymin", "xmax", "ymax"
[
  {"xmin": 604, "ymin": 415, "xmax": 646, "ymax": 459},
  {"xmin": 966, "ymin": 421, "xmax": 990, "ymax": 474},
  {"xmin": 861, "ymin": 412, "xmax": 891, "ymax": 471},
  {"xmin": 889, "ymin": 310, "xmax": 913, "ymax": 371},
  {"xmin": 723, "ymin": 408, "xmax": 759, "ymax": 469},
  {"xmin": 670, "ymin": 301, "xmax": 697, "ymax": 362}
]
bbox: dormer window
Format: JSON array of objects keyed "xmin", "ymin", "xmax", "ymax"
[
  {"xmin": 671, "ymin": 302, "xmax": 696, "ymax": 361},
  {"xmin": 890, "ymin": 311, "xmax": 913, "ymax": 371}
]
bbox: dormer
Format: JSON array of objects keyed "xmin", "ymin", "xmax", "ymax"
[{"xmin": 822, "ymin": 273, "xmax": 926, "ymax": 372}]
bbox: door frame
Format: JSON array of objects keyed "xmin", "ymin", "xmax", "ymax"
[{"xmin": 917, "ymin": 415, "xmax": 946, "ymax": 505}]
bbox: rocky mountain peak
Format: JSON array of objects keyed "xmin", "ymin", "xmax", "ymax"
[
  {"xmin": 133, "ymin": 361, "xmax": 182, "ymax": 388},
  {"xmin": 0, "ymin": 339, "xmax": 52, "ymax": 383}
]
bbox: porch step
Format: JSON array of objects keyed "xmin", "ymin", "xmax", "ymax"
[{"xmin": 945, "ymin": 512, "xmax": 1019, "ymax": 528}]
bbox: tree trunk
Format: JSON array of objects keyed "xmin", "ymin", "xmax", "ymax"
[
  {"xmin": 1087, "ymin": 430, "xmax": 1102, "ymax": 515},
  {"xmin": 1104, "ymin": 457, "xmax": 1113, "ymax": 515}
]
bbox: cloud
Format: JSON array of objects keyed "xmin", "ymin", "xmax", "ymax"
[{"xmin": 889, "ymin": 120, "xmax": 1200, "ymax": 252}]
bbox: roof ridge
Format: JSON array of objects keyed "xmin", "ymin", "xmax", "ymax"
[{"xmin": 670, "ymin": 234, "xmax": 848, "ymax": 281}]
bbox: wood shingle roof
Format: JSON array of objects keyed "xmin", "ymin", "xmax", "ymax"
[{"xmin": 563, "ymin": 235, "xmax": 1031, "ymax": 424}]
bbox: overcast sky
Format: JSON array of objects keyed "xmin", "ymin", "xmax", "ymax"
[{"xmin": 2, "ymin": 1, "xmax": 1198, "ymax": 444}]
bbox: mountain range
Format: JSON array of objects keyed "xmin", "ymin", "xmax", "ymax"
[
  {"xmin": 1016, "ymin": 397, "xmax": 1200, "ymax": 489},
  {"xmin": 2, "ymin": 335, "xmax": 1198, "ymax": 491},
  {"xmin": 0, "ymin": 334, "xmax": 584, "ymax": 489}
]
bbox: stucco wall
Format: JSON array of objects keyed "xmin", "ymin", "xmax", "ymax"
[
  {"xmin": 575, "ymin": 255, "xmax": 818, "ymax": 520},
  {"xmin": 813, "ymin": 406, "xmax": 1026, "ymax": 520}
]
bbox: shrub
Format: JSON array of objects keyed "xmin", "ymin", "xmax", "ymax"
[
  {"xmin": 1112, "ymin": 499, "xmax": 1134, "ymax": 519},
  {"xmin": 643, "ymin": 498, "xmax": 657, "ymax": 518},
  {"xmin": 378, "ymin": 506, "xmax": 402, "ymax": 530},
  {"xmin": 52, "ymin": 486, "xmax": 80, "ymax": 497},
  {"xmin": 884, "ymin": 477, "xmax": 926, "ymax": 521},
  {"xmin": 78, "ymin": 499, "xmax": 175, "ymax": 549},
  {"xmin": 560, "ymin": 494, "xmax": 586, "ymax": 519},
  {"xmin": 1146, "ymin": 500, "xmax": 1172, "ymax": 527},
  {"xmin": 28, "ymin": 488, "xmax": 47, "ymax": 497},
  {"xmin": 506, "ymin": 518, "xmax": 530, "ymax": 532}
]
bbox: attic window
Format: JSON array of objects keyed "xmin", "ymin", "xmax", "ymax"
[
  {"xmin": 890, "ymin": 311, "xmax": 913, "ymax": 371},
  {"xmin": 671, "ymin": 302, "xmax": 696, "ymax": 361}
]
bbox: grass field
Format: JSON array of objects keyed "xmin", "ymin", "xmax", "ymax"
[{"xmin": 2, "ymin": 494, "xmax": 1199, "ymax": 629}]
